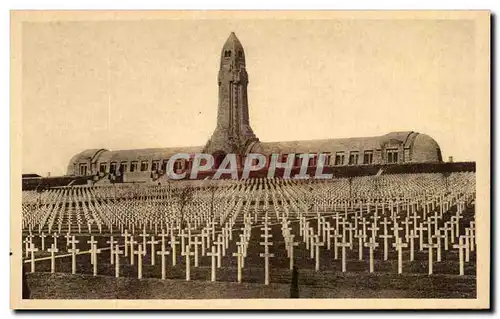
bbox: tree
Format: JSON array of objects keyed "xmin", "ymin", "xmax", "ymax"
[
  {"xmin": 174, "ymin": 185, "xmax": 195, "ymax": 230},
  {"xmin": 348, "ymin": 176, "xmax": 353, "ymax": 200},
  {"xmin": 207, "ymin": 185, "xmax": 217, "ymax": 220}
]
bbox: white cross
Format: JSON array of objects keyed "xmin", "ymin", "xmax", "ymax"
[
  {"xmin": 114, "ymin": 245, "xmax": 124, "ymax": 278},
  {"xmin": 68, "ymin": 236, "xmax": 80, "ymax": 274},
  {"xmin": 47, "ymin": 243, "xmax": 58, "ymax": 273},
  {"xmin": 464, "ymin": 228, "xmax": 471, "ymax": 263},
  {"xmin": 407, "ymin": 229, "xmax": 418, "ymax": 261},
  {"xmin": 331, "ymin": 229, "xmax": 342, "ymax": 260},
  {"xmin": 453, "ymin": 236, "xmax": 467, "ymax": 276},
  {"xmin": 313, "ymin": 235, "xmax": 324, "ymax": 271},
  {"xmin": 23, "ymin": 237, "xmax": 31, "ymax": 258},
  {"xmin": 122, "ymin": 230, "xmax": 131, "ymax": 257},
  {"xmin": 40, "ymin": 232, "xmax": 47, "ymax": 251},
  {"xmin": 86, "ymin": 236, "xmax": 98, "ymax": 265},
  {"xmin": 27, "ymin": 242, "xmax": 39, "ymax": 273},
  {"xmin": 416, "ymin": 223, "xmax": 427, "ymax": 251},
  {"xmin": 134, "ymin": 244, "xmax": 146, "ymax": 279},
  {"xmin": 90, "ymin": 243, "xmax": 102, "ymax": 276},
  {"xmin": 106, "ymin": 236, "xmax": 118, "ymax": 264},
  {"xmin": 401, "ymin": 218, "xmax": 412, "ymax": 242},
  {"xmin": 192, "ymin": 236, "xmax": 201, "ymax": 267},
  {"xmin": 338, "ymin": 238, "xmax": 350, "ymax": 273},
  {"xmin": 379, "ymin": 231, "xmax": 392, "ymax": 261},
  {"xmin": 169, "ymin": 235, "xmax": 180, "ymax": 266},
  {"xmin": 469, "ymin": 221, "xmax": 476, "ymax": 252},
  {"xmin": 368, "ymin": 223, "xmax": 379, "ymax": 241},
  {"xmin": 207, "ymin": 245, "xmax": 220, "ymax": 282},
  {"xmin": 129, "ymin": 236, "xmax": 138, "ymax": 265},
  {"xmin": 213, "ymin": 235, "xmax": 224, "ymax": 268},
  {"xmin": 287, "ymin": 235, "xmax": 300, "ymax": 270},
  {"xmin": 442, "ymin": 222, "xmax": 453, "ymax": 251},
  {"xmin": 422, "ymin": 242, "xmax": 439, "ymax": 275},
  {"xmin": 232, "ymin": 245, "xmax": 244, "ymax": 283},
  {"xmin": 364, "ymin": 237, "xmax": 379, "ymax": 273},
  {"xmin": 431, "ymin": 229, "xmax": 444, "ymax": 262},
  {"xmin": 344, "ymin": 223, "xmax": 355, "ymax": 249},
  {"xmin": 430, "ymin": 211, "xmax": 440, "ymax": 235},
  {"xmin": 52, "ymin": 233, "xmax": 59, "ymax": 250},
  {"xmin": 259, "ymin": 246, "xmax": 274, "ymax": 285},
  {"xmin": 391, "ymin": 222, "xmax": 403, "ymax": 242},
  {"xmin": 354, "ymin": 230, "xmax": 367, "ymax": 261},
  {"xmin": 392, "ymin": 237, "xmax": 408, "ymax": 274},
  {"xmin": 147, "ymin": 235, "xmax": 159, "ymax": 266},
  {"xmin": 140, "ymin": 226, "xmax": 149, "ymax": 252},
  {"xmin": 156, "ymin": 242, "xmax": 170, "ymax": 280},
  {"xmin": 308, "ymin": 228, "xmax": 315, "ymax": 259},
  {"xmin": 65, "ymin": 232, "xmax": 72, "ymax": 247},
  {"xmin": 182, "ymin": 245, "xmax": 195, "ymax": 281}
]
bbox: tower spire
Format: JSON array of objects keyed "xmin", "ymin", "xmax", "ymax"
[{"xmin": 204, "ymin": 32, "xmax": 258, "ymax": 156}]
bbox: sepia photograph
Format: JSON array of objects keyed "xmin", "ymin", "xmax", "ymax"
[{"xmin": 10, "ymin": 10, "xmax": 490, "ymax": 309}]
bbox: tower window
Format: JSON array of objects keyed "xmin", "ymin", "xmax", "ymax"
[
  {"xmin": 140, "ymin": 160, "xmax": 149, "ymax": 172},
  {"xmin": 238, "ymin": 50, "xmax": 243, "ymax": 58},
  {"xmin": 280, "ymin": 154, "xmax": 289, "ymax": 163},
  {"xmin": 174, "ymin": 159, "xmax": 184, "ymax": 171},
  {"xmin": 224, "ymin": 50, "xmax": 231, "ymax": 58},
  {"xmin": 130, "ymin": 161, "xmax": 138, "ymax": 172},
  {"xmin": 363, "ymin": 151, "xmax": 373, "ymax": 164},
  {"xmin": 152, "ymin": 160, "xmax": 160, "ymax": 171},
  {"xmin": 119, "ymin": 162, "xmax": 128, "ymax": 174},
  {"xmin": 79, "ymin": 163, "xmax": 88, "ymax": 176},
  {"xmin": 294, "ymin": 154, "xmax": 301, "ymax": 167},
  {"xmin": 334, "ymin": 152, "xmax": 345, "ymax": 166},
  {"xmin": 387, "ymin": 149, "xmax": 399, "ymax": 164},
  {"xmin": 110, "ymin": 162, "xmax": 117, "ymax": 174},
  {"xmin": 99, "ymin": 162, "xmax": 107, "ymax": 173},
  {"xmin": 321, "ymin": 152, "xmax": 331, "ymax": 166},
  {"xmin": 310, "ymin": 154, "xmax": 318, "ymax": 167},
  {"xmin": 349, "ymin": 152, "xmax": 359, "ymax": 165}
]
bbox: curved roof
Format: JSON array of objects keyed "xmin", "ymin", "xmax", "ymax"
[
  {"xmin": 67, "ymin": 131, "xmax": 442, "ymax": 175},
  {"xmin": 250, "ymin": 132, "xmax": 416, "ymax": 155},
  {"xmin": 411, "ymin": 133, "xmax": 442, "ymax": 163},
  {"xmin": 95, "ymin": 146, "xmax": 203, "ymax": 163},
  {"xmin": 67, "ymin": 149, "xmax": 107, "ymax": 174},
  {"xmin": 252, "ymin": 136, "xmax": 381, "ymax": 154},
  {"xmin": 66, "ymin": 146, "xmax": 204, "ymax": 175},
  {"xmin": 248, "ymin": 131, "xmax": 441, "ymax": 163}
]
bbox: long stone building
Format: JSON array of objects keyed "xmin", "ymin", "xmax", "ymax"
[{"xmin": 67, "ymin": 32, "xmax": 442, "ymax": 181}]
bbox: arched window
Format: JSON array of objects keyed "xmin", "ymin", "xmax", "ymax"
[{"xmin": 224, "ymin": 50, "xmax": 231, "ymax": 58}]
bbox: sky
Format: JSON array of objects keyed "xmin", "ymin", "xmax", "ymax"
[{"xmin": 20, "ymin": 16, "xmax": 478, "ymax": 176}]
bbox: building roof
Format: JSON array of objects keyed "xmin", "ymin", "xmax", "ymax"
[
  {"xmin": 66, "ymin": 149, "xmax": 107, "ymax": 172},
  {"xmin": 95, "ymin": 146, "xmax": 203, "ymax": 163},
  {"xmin": 67, "ymin": 131, "xmax": 442, "ymax": 175},
  {"xmin": 221, "ymin": 32, "xmax": 245, "ymax": 60},
  {"xmin": 250, "ymin": 131, "xmax": 417, "ymax": 154}
]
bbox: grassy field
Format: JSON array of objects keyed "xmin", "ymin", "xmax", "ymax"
[
  {"xmin": 22, "ymin": 203, "xmax": 476, "ymax": 300},
  {"xmin": 25, "ymin": 271, "xmax": 476, "ymax": 299}
]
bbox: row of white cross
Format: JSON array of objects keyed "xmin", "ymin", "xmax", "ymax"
[
  {"xmin": 22, "ymin": 171, "xmax": 474, "ymax": 236},
  {"xmin": 23, "ymin": 206, "xmax": 475, "ymax": 284}
]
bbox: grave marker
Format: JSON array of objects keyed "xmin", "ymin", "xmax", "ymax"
[
  {"xmin": 114, "ymin": 245, "xmax": 123, "ymax": 278},
  {"xmin": 207, "ymin": 245, "xmax": 220, "ymax": 282},
  {"xmin": 392, "ymin": 237, "xmax": 408, "ymax": 274},
  {"xmin": 364, "ymin": 237, "xmax": 379, "ymax": 273},
  {"xmin": 182, "ymin": 245, "xmax": 195, "ymax": 281}
]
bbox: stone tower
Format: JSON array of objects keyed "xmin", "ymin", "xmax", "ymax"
[{"xmin": 204, "ymin": 32, "xmax": 258, "ymax": 158}]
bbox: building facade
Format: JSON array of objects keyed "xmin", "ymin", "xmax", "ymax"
[{"xmin": 67, "ymin": 33, "xmax": 443, "ymax": 180}]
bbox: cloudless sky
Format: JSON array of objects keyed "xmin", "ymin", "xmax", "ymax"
[{"xmin": 21, "ymin": 17, "xmax": 477, "ymax": 176}]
